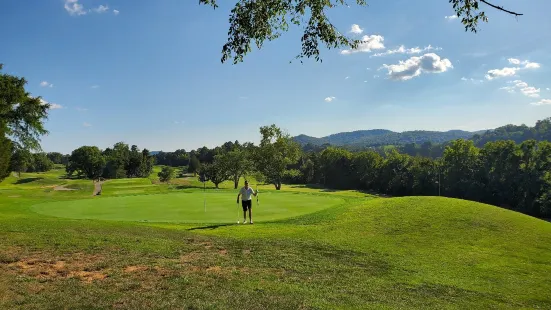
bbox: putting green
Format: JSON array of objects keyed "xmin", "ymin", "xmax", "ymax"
[{"xmin": 31, "ymin": 190, "xmax": 344, "ymax": 223}]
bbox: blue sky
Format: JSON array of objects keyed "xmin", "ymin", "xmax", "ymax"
[{"xmin": 1, "ymin": 0, "xmax": 550, "ymax": 153}]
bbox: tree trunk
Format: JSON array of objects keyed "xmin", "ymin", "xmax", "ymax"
[
  {"xmin": 233, "ymin": 175, "xmax": 239, "ymax": 189},
  {"xmin": 274, "ymin": 181, "xmax": 281, "ymax": 190}
]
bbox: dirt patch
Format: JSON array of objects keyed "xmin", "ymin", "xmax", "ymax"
[
  {"xmin": 180, "ymin": 252, "xmax": 203, "ymax": 264},
  {"xmin": 124, "ymin": 265, "xmax": 149, "ymax": 273},
  {"xmin": 4, "ymin": 252, "xmax": 108, "ymax": 283},
  {"xmin": 206, "ymin": 266, "xmax": 222, "ymax": 273},
  {"xmin": 243, "ymin": 249, "xmax": 251, "ymax": 255},
  {"xmin": 219, "ymin": 249, "xmax": 228, "ymax": 256},
  {"xmin": 53, "ymin": 185, "xmax": 76, "ymax": 191}
]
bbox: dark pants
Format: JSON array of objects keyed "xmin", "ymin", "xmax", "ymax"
[{"xmin": 241, "ymin": 199, "xmax": 252, "ymax": 211}]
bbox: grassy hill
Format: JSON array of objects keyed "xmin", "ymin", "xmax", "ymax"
[
  {"xmin": 294, "ymin": 129, "xmax": 481, "ymax": 148},
  {"xmin": 1, "ymin": 168, "xmax": 550, "ymax": 309}
]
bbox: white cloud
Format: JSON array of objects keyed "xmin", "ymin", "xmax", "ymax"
[
  {"xmin": 380, "ymin": 53, "xmax": 453, "ymax": 81},
  {"xmin": 524, "ymin": 62, "xmax": 540, "ymax": 69},
  {"xmin": 91, "ymin": 85, "xmax": 100, "ymax": 89},
  {"xmin": 83, "ymin": 122, "xmax": 92, "ymax": 127},
  {"xmin": 547, "ymin": 88, "xmax": 550, "ymax": 91},
  {"xmin": 345, "ymin": 76, "xmax": 350, "ymax": 80},
  {"xmin": 373, "ymin": 75, "xmax": 380, "ymax": 78},
  {"xmin": 40, "ymin": 81, "xmax": 53, "ymax": 88},
  {"xmin": 75, "ymin": 107, "xmax": 88, "ymax": 112},
  {"xmin": 340, "ymin": 35, "xmax": 385, "ymax": 55},
  {"xmin": 485, "ymin": 67, "xmax": 519, "ymax": 80},
  {"xmin": 64, "ymin": 0, "xmax": 86, "ymax": 16},
  {"xmin": 372, "ymin": 45, "xmax": 441, "ymax": 57},
  {"xmin": 486, "ymin": 59, "xmax": 541, "ymax": 80},
  {"xmin": 92, "ymin": 5, "xmax": 109, "ymax": 13},
  {"xmin": 515, "ymin": 81, "xmax": 528, "ymax": 88},
  {"xmin": 501, "ymin": 80, "xmax": 541, "ymax": 98},
  {"xmin": 508, "ymin": 58, "xmax": 541, "ymax": 69},
  {"xmin": 113, "ymin": 10, "xmax": 120, "ymax": 15},
  {"xmin": 445, "ymin": 15, "xmax": 458, "ymax": 20},
  {"xmin": 39, "ymin": 98, "xmax": 62, "ymax": 110},
  {"xmin": 324, "ymin": 96, "xmax": 336, "ymax": 102},
  {"xmin": 349, "ymin": 24, "xmax": 363, "ymax": 34},
  {"xmin": 520, "ymin": 86, "xmax": 540, "ymax": 98},
  {"xmin": 530, "ymin": 99, "xmax": 551, "ymax": 106}
]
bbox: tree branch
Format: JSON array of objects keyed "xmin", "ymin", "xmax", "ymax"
[{"xmin": 480, "ymin": 0, "xmax": 523, "ymax": 16}]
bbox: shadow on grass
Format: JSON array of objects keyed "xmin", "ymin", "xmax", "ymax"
[
  {"xmin": 187, "ymin": 224, "xmax": 234, "ymax": 231},
  {"xmin": 15, "ymin": 177, "xmax": 43, "ymax": 184}
]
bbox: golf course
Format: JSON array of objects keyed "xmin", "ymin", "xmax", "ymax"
[
  {"xmin": 3, "ymin": 1, "xmax": 551, "ymax": 308},
  {"xmin": 1, "ymin": 166, "xmax": 551, "ymax": 309}
]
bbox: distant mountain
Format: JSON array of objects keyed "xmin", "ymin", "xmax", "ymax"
[
  {"xmin": 150, "ymin": 151, "xmax": 161, "ymax": 155},
  {"xmin": 293, "ymin": 129, "xmax": 483, "ymax": 149}
]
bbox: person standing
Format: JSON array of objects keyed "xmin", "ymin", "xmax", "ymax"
[{"xmin": 237, "ymin": 180, "xmax": 257, "ymax": 224}]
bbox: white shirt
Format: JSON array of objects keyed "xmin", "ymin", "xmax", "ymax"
[{"xmin": 240, "ymin": 187, "xmax": 255, "ymax": 201}]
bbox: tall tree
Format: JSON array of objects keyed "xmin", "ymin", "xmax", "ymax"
[
  {"xmin": 199, "ymin": 0, "xmax": 522, "ymax": 64},
  {"xmin": 0, "ymin": 125, "xmax": 12, "ymax": 180},
  {"xmin": 254, "ymin": 124, "xmax": 301, "ymax": 190},
  {"xmin": 29, "ymin": 152, "xmax": 54, "ymax": 172},
  {"xmin": 188, "ymin": 155, "xmax": 200, "ymax": 176},
  {"xmin": 0, "ymin": 64, "xmax": 50, "ymax": 181},
  {"xmin": 215, "ymin": 148, "xmax": 252, "ymax": 189},
  {"xmin": 66, "ymin": 146, "xmax": 106, "ymax": 180},
  {"xmin": 9, "ymin": 148, "xmax": 32, "ymax": 177},
  {"xmin": 198, "ymin": 161, "xmax": 231, "ymax": 189}
]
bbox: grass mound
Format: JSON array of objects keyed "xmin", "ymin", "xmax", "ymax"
[{"xmin": 1, "ymin": 170, "xmax": 551, "ymax": 309}]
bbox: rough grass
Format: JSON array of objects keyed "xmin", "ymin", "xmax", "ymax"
[{"xmin": 0, "ymin": 168, "xmax": 550, "ymax": 309}]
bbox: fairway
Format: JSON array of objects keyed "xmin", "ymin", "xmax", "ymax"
[{"xmin": 31, "ymin": 190, "xmax": 344, "ymax": 223}]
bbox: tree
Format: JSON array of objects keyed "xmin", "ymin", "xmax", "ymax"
[
  {"xmin": 0, "ymin": 64, "xmax": 50, "ymax": 181},
  {"xmin": 319, "ymin": 147, "xmax": 353, "ymax": 189},
  {"xmin": 158, "ymin": 166, "xmax": 175, "ymax": 184},
  {"xmin": 254, "ymin": 124, "xmax": 301, "ymax": 190},
  {"xmin": 0, "ymin": 125, "xmax": 12, "ymax": 180},
  {"xmin": 9, "ymin": 148, "xmax": 32, "ymax": 177},
  {"xmin": 215, "ymin": 148, "xmax": 252, "ymax": 189},
  {"xmin": 140, "ymin": 149, "xmax": 155, "ymax": 178},
  {"xmin": 441, "ymin": 139, "xmax": 483, "ymax": 199},
  {"xmin": 66, "ymin": 146, "xmax": 106, "ymax": 180},
  {"xmin": 199, "ymin": 0, "xmax": 522, "ymax": 64},
  {"xmin": 29, "ymin": 152, "xmax": 54, "ymax": 172},
  {"xmin": 198, "ymin": 161, "xmax": 231, "ymax": 189},
  {"xmin": 188, "ymin": 155, "xmax": 200, "ymax": 176},
  {"xmin": 46, "ymin": 152, "xmax": 64, "ymax": 165}
]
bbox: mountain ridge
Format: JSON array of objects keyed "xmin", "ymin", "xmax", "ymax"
[{"xmin": 293, "ymin": 128, "xmax": 489, "ymax": 148}]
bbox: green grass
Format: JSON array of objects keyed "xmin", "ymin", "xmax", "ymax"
[
  {"xmin": 31, "ymin": 191, "xmax": 343, "ymax": 223},
  {"xmin": 1, "ymin": 167, "xmax": 551, "ymax": 309}
]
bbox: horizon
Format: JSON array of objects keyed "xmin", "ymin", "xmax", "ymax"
[{"xmin": 2, "ymin": 0, "xmax": 550, "ymax": 154}]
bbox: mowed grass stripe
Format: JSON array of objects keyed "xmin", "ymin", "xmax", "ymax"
[{"xmin": 30, "ymin": 190, "xmax": 345, "ymax": 223}]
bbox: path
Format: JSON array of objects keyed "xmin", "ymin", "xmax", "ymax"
[
  {"xmin": 53, "ymin": 185, "xmax": 75, "ymax": 191},
  {"xmin": 93, "ymin": 180, "xmax": 104, "ymax": 196}
]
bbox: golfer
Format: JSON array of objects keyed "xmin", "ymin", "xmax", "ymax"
[{"xmin": 237, "ymin": 180, "xmax": 257, "ymax": 224}]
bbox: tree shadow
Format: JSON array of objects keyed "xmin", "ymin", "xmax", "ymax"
[
  {"xmin": 15, "ymin": 177, "xmax": 43, "ymax": 184},
  {"xmin": 187, "ymin": 223, "xmax": 234, "ymax": 231}
]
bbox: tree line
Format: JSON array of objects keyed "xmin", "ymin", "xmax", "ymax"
[
  {"xmin": 288, "ymin": 139, "xmax": 551, "ymax": 218},
  {"xmin": 65, "ymin": 143, "xmax": 155, "ymax": 180}
]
